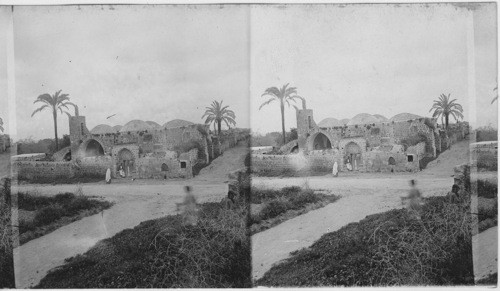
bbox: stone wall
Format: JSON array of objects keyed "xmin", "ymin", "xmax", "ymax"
[
  {"xmin": 14, "ymin": 161, "xmax": 74, "ymax": 181},
  {"xmin": 135, "ymin": 157, "xmax": 192, "ymax": 179}
]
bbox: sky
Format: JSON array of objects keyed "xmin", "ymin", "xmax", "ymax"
[
  {"xmin": 0, "ymin": 7, "xmax": 9, "ymax": 136},
  {"xmin": 250, "ymin": 3, "xmax": 498, "ymax": 134},
  {"xmin": 12, "ymin": 5, "xmax": 250, "ymax": 141},
  {"xmin": 0, "ymin": 4, "xmax": 497, "ymax": 140}
]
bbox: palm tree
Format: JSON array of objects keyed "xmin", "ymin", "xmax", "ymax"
[
  {"xmin": 429, "ymin": 93, "xmax": 464, "ymax": 129},
  {"xmin": 259, "ymin": 83, "xmax": 304, "ymax": 145},
  {"xmin": 31, "ymin": 90, "xmax": 77, "ymax": 151},
  {"xmin": 202, "ymin": 100, "xmax": 236, "ymax": 135},
  {"xmin": 0, "ymin": 117, "xmax": 3, "ymax": 132}
]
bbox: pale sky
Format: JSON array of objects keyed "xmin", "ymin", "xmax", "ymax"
[
  {"xmin": 13, "ymin": 5, "xmax": 250, "ymax": 140},
  {"xmin": 0, "ymin": 4, "xmax": 498, "ymax": 139},
  {"xmin": 250, "ymin": 3, "xmax": 498, "ymax": 134}
]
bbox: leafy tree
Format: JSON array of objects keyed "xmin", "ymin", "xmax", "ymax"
[
  {"xmin": 259, "ymin": 83, "xmax": 304, "ymax": 145},
  {"xmin": 429, "ymin": 93, "xmax": 464, "ymax": 129},
  {"xmin": 202, "ymin": 100, "xmax": 236, "ymax": 135},
  {"xmin": 31, "ymin": 90, "xmax": 77, "ymax": 151}
]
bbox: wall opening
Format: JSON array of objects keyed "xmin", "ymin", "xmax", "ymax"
[
  {"xmin": 312, "ymin": 133, "xmax": 332, "ymax": 150},
  {"xmin": 308, "ymin": 116, "xmax": 312, "ymax": 128},
  {"xmin": 117, "ymin": 148, "xmax": 135, "ymax": 177},
  {"xmin": 388, "ymin": 157, "xmax": 396, "ymax": 165},
  {"xmin": 291, "ymin": 146, "xmax": 299, "ymax": 154},
  {"xmin": 161, "ymin": 163, "xmax": 169, "ymax": 171},
  {"xmin": 344, "ymin": 141, "xmax": 362, "ymax": 170},
  {"xmin": 180, "ymin": 161, "xmax": 187, "ymax": 169},
  {"xmin": 407, "ymin": 155, "xmax": 414, "ymax": 162},
  {"xmin": 84, "ymin": 139, "xmax": 104, "ymax": 157}
]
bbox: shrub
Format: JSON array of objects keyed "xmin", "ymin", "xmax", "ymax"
[
  {"xmin": 476, "ymin": 179, "xmax": 498, "ymax": 199},
  {"xmin": 34, "ymin": 205, "xmax": 67, "ymax": 226},
  {"xmin": 289, "ymin": 189, "xmax": 318, "ymax": 209},
  {"xmin": 0, "ymin": 178, "xmax": 15, "ymax": 288},
  {"xmin": 257, "ymin": 196, "xmax": 474, "ymax": 286},
  {"xmin": 259, "ymin": 198, "xmax": 293, "ymax": 221},
  {"xmin": 476, "ymin": 151, "xmax": 498, "ymax": 171}
]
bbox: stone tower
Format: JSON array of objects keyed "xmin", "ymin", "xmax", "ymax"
[{"xmin": 68, "ymin": 112, "xmax": 89, "ymax": 160}]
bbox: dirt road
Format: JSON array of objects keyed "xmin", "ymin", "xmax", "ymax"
[
  {"xmin": 13, "ymin": 143, "xmax": 248, "ymax": 288},
  {"xmin": 252, "ymin": 140, "xmax": 470, "ymax": 281}
]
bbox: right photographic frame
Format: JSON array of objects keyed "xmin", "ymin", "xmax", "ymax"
[{"xmin": 249, "ymin": 2, "xmax": 497, "ymax": 287}]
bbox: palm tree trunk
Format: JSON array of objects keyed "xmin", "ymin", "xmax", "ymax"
[
  {"xmin": 280, "ymin": 101, "xmax": 286, "ymax": 145},
  {"xmin": 217, "ymin": 120, "xmax": 221, "ymax": 135},
  {"xmin": 445, "ymin": 114, "xmax": 449, "ymax": 129},
  {"xmin": 53, "ymin": 110, "xmax": 59, "ymax": 151}
]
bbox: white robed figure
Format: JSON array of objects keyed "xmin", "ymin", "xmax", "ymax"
[
  {"xmin": 332, "ymin": 161, "xmax": 338, "ymax": 177},
  {"xmin": 105, "ymin": 168, "xmax": 111, "ymax": 184}
]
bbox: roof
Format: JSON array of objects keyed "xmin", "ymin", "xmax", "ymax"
[
  {"xmin": 112, "ymin": 125, "xmax": 122, "ymax": 132},
  {"xmin": 389, "ymin": 113, "xmax": 423, "ymax": 122},
  {"xmin": 339, "ymin": 118, "xmax": 350, "ymax": 125},
  {"xmin": 163, "ymin": 119, "xmax": 194, "ymax": 129},
  {"xmin": 146, "ymin": 121, "xmax": 161, "ymax": 129},
  {"xmin": 318, "ymin": 118, "xmax": 342, "ymax": 128},
  {"xmin": 120, "ymin": 120, "xmax": 154, "ymax": 133},
  {"xmin": 373, "ymin": 114, "xmax": 389, "ymax": 123},
  {"xmin": 347, "ymin": 113, "xmax": 379, "ymax": 126},
  {"xmin": 90, "ymin": 124, "xmax": 115, "ymax": 134}
]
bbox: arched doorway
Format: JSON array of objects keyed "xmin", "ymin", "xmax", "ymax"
[
  {"xmin": 117, "ymin": 148, "xmax": 135, "ymax": 177},
  {"xmin": 84, "ymin": 139, "xmax": 104, "ymax": 157},
  {"xmin": 345, "ymin": 142, "xmax": 362, "ymax": 170},
  {"xmin": 312, "ymin": 133, "xmax": 332, "ymax": 150},
  {"xmin": 291, "ymin": 146, "xmax": 299, "ymax": 154}
]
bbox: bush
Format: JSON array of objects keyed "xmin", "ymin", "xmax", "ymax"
[
  {"xmin": 259, "ymin": 198, "xmax": 293, "ymax": 221},
  {"xmin": 257, "ymin": 196, "xmax": 474, "ymax": 286},
  {"xmin": 476, "ymin": 179, "xmax": 498, "ymax": 199},
  {"xmin": 476, "ymin": 151, "xmax": 498, "ymax": 171},
  {"xmin": 0, "ymin": 178, "xmax": 15, "ymax": 288},
  {"xmin": 34, "ymin": 205, "xmax": 67, "ymax": 226},
  {"xmin": 289, "ymin": 189, "xmax": 318, "ymax": 209}
]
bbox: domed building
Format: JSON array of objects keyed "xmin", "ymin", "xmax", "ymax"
[
  {"xmin": 373, "ymin": 114, "xmax": 389, "ymax": 123},
  {"xmin": 90, "ymin": 124, "xmax": 115, "ymax": 135},
  {"xmin": 146, "ymin": 121, "xmax": 161, "ymax": 129},
  {"xmin": 112, "ymin": 125, "xmax": 122, "ymax": 132},
  {"xmin": 163, "ymin": 119, "xmax": 194, "ymax": 129},
  {"xmin": 347, "ymin": 113, "xmax": 379, "ymax": 125},
  {"xmin": 119, "ymin": 120, "xmax": 154, "ymax": 133},
  {"xmin": 389, "ymin": 113, "xmax": 423, "ymax": 122},
  {"xmin": 339, "ymin": 118, "xmax": 350, "ymax": 125},
  {"xmin": 318, "ymin": 118, "xmax": 342, "ymax": 128}
]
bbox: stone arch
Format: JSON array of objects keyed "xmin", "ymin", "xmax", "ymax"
[
  {"xmin": 344, "ymin": 141, "xmax": 362, "ymax": 170},
  {"xmin": 117, "ymin": 148, "xmax": 135, "ymax": 177},
  {"xmin": 308, "ymin": 131, "xmax": 333, "ymax": 151},
  {"xmin": 161, "ymin": 163, "xmax": 169, "ymax": 171},
  {"xmin": 291, "ymin": 145, "xmax": 299, "ymax": 154},
  {"xmin": 83, "ymin": 139, "xmax": 105, "ymax": 157}
]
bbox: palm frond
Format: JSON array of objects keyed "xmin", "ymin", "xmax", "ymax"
[
  {"xmin": 31, "ymin": 104, "xmax": 49, "ymax": 117},
  {"xmin": 259, "ymin": 97, "xmax": 277, "ymax": 110}
]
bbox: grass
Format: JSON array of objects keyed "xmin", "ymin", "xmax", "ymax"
[
  {"xmin": 250, "ymin": 186, "xmax": 340, "ymax": 234},
  {"xmin": 475, "ymin": 179, "xmax": 498, "ymax": 233},
  {"xmin": 256, "ymin": 196, "xmax": 474, "ymax": 287},
  {"xmin": 476, "ymin": 151, "xmax": 498, "ymax": 172},
  {"xmin": 18, "ymin": 175, "xmax": 104, "ymax": 185},
  {"xmin": 17, "ymin": 189, "xmax": 113, "ymax": 245},
  {"xmin": 0, "ymin": 178, "xmax": 15, "ymax": 288},
  {"xmin": 35, "ymin": 200, "xmax": 251, "ymax": 288}
]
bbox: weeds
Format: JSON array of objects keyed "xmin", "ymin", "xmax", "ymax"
[
  {"xmin": 36, "ymin": 201, "xmax": 251, "ymax": 288},
  {"xmin": 17, "ymin": 192, "xmax": 113, "ymax": 244},
  {"xmin": 257, "ymin": 196, "xmax": 474, "ymax": 287},
  {"xmin": 0, "ymin": 178, "xmax": 15, "ymax": 288}
]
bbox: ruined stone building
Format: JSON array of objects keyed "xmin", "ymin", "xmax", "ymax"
[
  {"xmin": 252, "ymin": 104, "xmax": 468, "ymax": 175},
  {"xmin": 14, "ymin": 109, "xmax": 247, "ymax": 182}
]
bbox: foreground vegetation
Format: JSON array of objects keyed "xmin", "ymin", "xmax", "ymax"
[
  {"xmin": 257, "ymin": 196, "xmax": 474, "ymax": 287},
  {"xmin": 476, "ymin": 179, "xmax": 498, "ymax": 233},
  {"xmin": 250, "ymin": 186, "xmax": 340, "ymax": 234},
  {"xmin": 18, "ymin": 190, "xmax": 113, "ymax": 245},
  {"xmin": 36, "ymin": 200, "xmax": 251, "ymax": 288},
  {"xmin": 0, "ymin": 178, "xmax": 15, "ymax": 288}
]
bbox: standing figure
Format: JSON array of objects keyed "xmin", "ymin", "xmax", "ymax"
[
  {"xmin": 182, "ymin": 186, "xmax": 198, "ymax": 226},
  {"xmin": 332, "ymin": 161, "xmax": 339, "ymax": 177},
  {"xmin": 401, "ymin": 179, "xmax": 423, "ymax": 219},
  {"xmin": 105, "ymin": 168, "xmax": 111, "ymax": 184}
]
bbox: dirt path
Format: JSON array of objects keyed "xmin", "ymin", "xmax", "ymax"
[
  {"xmin": 473, "ymin": 226, "xmax": 498, "ymax": 282},
  {"xmin": 252, "ymin": 140, "xmax": 470, "ymax": 281},
  {"xmin": 13, "ymin": 143, "xmax": 248, "ymax": 288}
]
